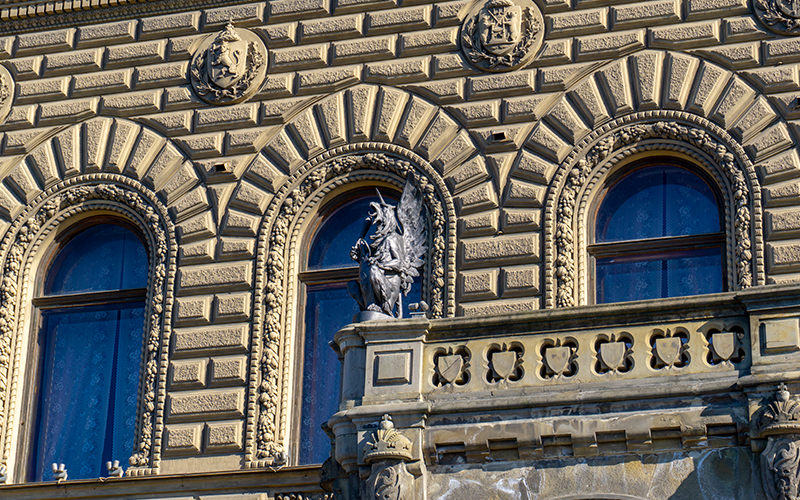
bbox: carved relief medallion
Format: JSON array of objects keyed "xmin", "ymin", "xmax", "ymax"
[
  {"xmin": 460, "ymin": 0, "xmax": 543, "ymax": 72},
  {"xmin": 190, "ymin": 23, "xmax": 267, "ymax": 105},
  {"xmin": 0, "ymin": 64, "xmax": 14, "ymax": 124},
  {"xmin": 755, "ymin": 0, "xmax": 800, "ymax": 35}
]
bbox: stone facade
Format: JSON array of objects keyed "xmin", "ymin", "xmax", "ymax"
[{"xmin": 0, "ymin": 0, "xmax": 797, "ymax": 498}]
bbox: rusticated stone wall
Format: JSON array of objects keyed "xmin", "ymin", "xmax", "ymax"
[{"xmin": 0, "ymin": 0, "xmax": 796, "ymax": 494}]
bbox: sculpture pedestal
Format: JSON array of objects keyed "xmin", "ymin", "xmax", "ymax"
[{"xmin": 354, "ymin": 311, "xmax": 394, "ymax": 323}]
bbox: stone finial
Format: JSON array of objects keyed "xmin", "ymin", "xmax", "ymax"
[
  {"xmin": 51, "ymin": 463, "xmax": 67, "ymax": 483},
  {"xmin": 364, "ymin": 415, "xmax": 413, "ymax": 463}
]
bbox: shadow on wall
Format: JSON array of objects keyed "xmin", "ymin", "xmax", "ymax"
[{"xmin": 426, "ymin": 448, "xmax": 762, "ymax": 500}]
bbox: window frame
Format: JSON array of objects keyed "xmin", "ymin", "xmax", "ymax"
[
  {"xmin": 15, "ymin": 216, "xmax": 148, "ymax": 482},
  {"xmin": 587, "ymin": 158, "xmax": 728, "ymax": 305}
]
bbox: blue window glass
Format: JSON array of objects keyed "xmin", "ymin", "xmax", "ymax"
[
  {"xmin": 298, "ymin": 193, "xmax": 421, "ymax": 465},
  {"xmin": 31, "ymin": 223, "xmax": 146, "ymax": 481},
  {"xmin": 593, "ymin": 164, "xmax": 724, "ymax": 303}
]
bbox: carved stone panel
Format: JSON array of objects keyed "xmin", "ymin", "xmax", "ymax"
[
  {"xmin": 460, "ymin": 0, "xmax": 544, "ymax": 72},
  {"xmin": 190, "ymin": 23, "xmax": 267, "ymax": 105}
]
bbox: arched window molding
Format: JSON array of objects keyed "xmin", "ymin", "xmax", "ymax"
[
  {"xmin": 544, "ymin": 112, "xmax": 764, "ymax": 308},
  {"xmin": 0, "ymin": 174, "xmax": 176, "ymax": 479},
  {"xmin": 248, "ymin": 144, "xmax": 456, "ymax": 467}
]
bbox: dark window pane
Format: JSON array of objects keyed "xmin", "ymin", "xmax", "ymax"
[
  {"xmin": 297, "ymin": 284, "xmax": 356, "ymax": 464},
  {"xmin": 596, "ymin": 166, "xmax": 720, "ymax": 243},
  {"xmin": 32, "ymin": 303, "xmax": 144, "ymax": 481},
  {"xmin": 45, "ymin": 224, "xmax": 148, "ymax": 295},
  {"xmin": 596, "ymin": 247, "xmax": 723, "ymax": 303}
]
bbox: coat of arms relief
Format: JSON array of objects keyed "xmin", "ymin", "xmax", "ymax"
[
  {"xmin": 460, "ymin": 0, "xmax": 544, "ymax": 72},
  {"xmin": 190, "ymin": 23, "xmax": 267, "ymax": 105},
  {"xmin": 755, "ymin": 0, "xmax": 800, "ymax": 34}
]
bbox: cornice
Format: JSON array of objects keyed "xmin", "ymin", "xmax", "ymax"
[{"xmin": 0, "ymin": 0, "xmax": 251, "ymax": 35}]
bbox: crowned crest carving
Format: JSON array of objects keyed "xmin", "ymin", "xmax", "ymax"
[
  {"xmin": 190, "ymin": 23, "xmax": 267, "ymax": 105},
  {"xmin": 754, "ymin": 384, "xmax": 800, "ymax": 500},
  {"xmin": 460, "ymin": 0, "xmax": 543, "ymax": 72},
  {"xmin": 755, "ymin": 0, "xmax": 800, "ymax": 35},
  {"xmin": 364, "ymin": 415, "xmax": 413, "ymax": 463},
  {"xmin": 363, "ymin": 415, "xmax": 416, "ymax": 500}
]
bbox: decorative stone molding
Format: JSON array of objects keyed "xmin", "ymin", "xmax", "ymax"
[
  {"xmin": 545, "ymin": 113, "xmax": 762, "ymax": 308},
  {"xmin": 247, "ymin": 145, "xmax": 455, "ymax": 467},
  {"xmin": 0, "ymin": 175, "xmax": 176, "ymax": 478},
  {"xmin": 190, "ymin": 22, "xmax": 267, "ymax": 105},
  {"xmin": 460, "ymin": 0, "xmax": 544, "ymax": 72},
  {"xmin": 754, "ymin": 384, "xmax": 800, "ymax": 500},
  {"xmin": 0, "ymin": 65, "xmax": 14, "ymax": 126},
  {"xmin": 362, "ymin": 415, "xmax": 415, "ymax": 500},
  {"xmin": 755, "ymin": 0, "xmax": 800, "ymax": 35}
]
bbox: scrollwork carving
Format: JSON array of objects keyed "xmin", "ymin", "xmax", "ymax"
[
  {"xmin": 755, "ymin": 384, "xmax": 800, "ymax": 500},
  {"xmin": 363, "ymin": 415, "xmax": 416, "ymax": 500}
]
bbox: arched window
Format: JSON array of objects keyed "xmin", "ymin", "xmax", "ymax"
[
  {"xmin": 25, "ymin": 222, "xmax": 148, "ymax": 481},
  {"xmin": 590, "ymin": 161, "xmax": 724, "ymax": 304},
  {"xmin": 294, "ymin": 189, "xmax": 421, "ymax": 465}
]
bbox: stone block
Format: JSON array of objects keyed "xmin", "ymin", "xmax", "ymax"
[
  {"xmin": 765, "ymin": 38, "xmax": 800, "ymax": 65},
  {"xmin": 195, "ymin": 103, "xmax": 258, "ymax": 132},
  {"xmin": 458, "ymin": 269, "xmax": 499, "ymax": 299},
  {"xmin": 744, "ymin": 65, "xmax": 799, "ymax": 93},
  {"xmin": 163, "ymin": 85, "xmax": 201, "ymax": 111},
  {"xmin": 374, "ymin": 350, "xmax": 412, "ymax": 385},
  {"xmin": 458, "ymin": 298, "xmax": 538, "ymax": 316},
  {"xmin": 766, "ymin": 207, "xmax": 800, "ymax": 237},
  {"xmin": 43, "ymin": 47, "xmax": 101, "ymax": 75},
  {"xmin": 758, "ymin": 149, "xmax": 800, "ymax": 183},
  {"xmin": 693, "ymin": 42, "xmax": 759, "ymax": 70},
  {"xmin": 461, "ymin": 233, "xmax": 539, "ymax": 266},
  {"xmin": 501, "ymin": 265, "xmax": 541, "ymax": 295},
  {"xmin": 687, "ymin": 0, "xmax": 748, "ymax": 19},
  {"xmin": 539, "ymin": 62, "xmax": 595, "ymax": 91},
  {"xmin": 300, "ymin": 13, "xmax": 363, "ymax": 40},
  {"xmin": 433, "ymin": 53, "xmax": 473, "ymax": 78},
  {"xmin": 4, "ymin": 105, "xmax": 36, "ymax": 130},
  {"xmin": 575, "ymin": 30, "xmax": 645, "ymax": 61},
  {"xmin": 16, "ymin": 76, "xmax": 69, "ymax": 104},
  {"xmin": 172, "ymin": 325, "xmax": 249, "ymax": 355},
  {"xmin": 178, "ymin": 262, "xmax": 253, "ymax": 292},
  {"xmin": 649, "ymin": 20, "xmax": 720, "ymax": 49},
  {"xmin": 332, "ymin": 35, "xmax": 396, "ymax": 63},
  {"xmin": 501, "ymin": 208, "xmax": 541, "ymax": 232},
  {"xmin": 459, "ymin": 211, "xmax": 499, "ymax": 237},
  {"xmin": 257, "ymin": 23, "xmax": 297, "ymax": 47},
  {"xmin": 270, "ymin": 43, "xmax": 329, "ymax": 71},
  {"xmin": 139, "ymin": 11, "xmax": 200, "ymax": 39},
  {"xmin": 335, "ymin": 0, "xmax": 393, "ymax": 13},
  {"xmin": 724, "ymin": 16, "xmax": 770, "ymax": 42},
  {"xmin": 76, "ymin": 20, "xmax": 137, "ymax": 47},
  {"xmin": 164, "ymin": 424, "xmax": 202, "ymax": 455},
  {"xmin": 7, "ymin": 56, "xmax": 42, "ymax": 80},
  {"xmin": 106, "ymin": 40, "xmax": 166, "ymax": 68},
  {"xmin": 468, "ymin": 71, "xmax": 535, "ymax": 99},
  {"xmin": 173, "ymin": 133, "xmax": 224, "ymax": 158},
  {"xmin": 221, "ymin": 209, "xmax": 261, "ymax": 237},
  {"xmin": 37, "ymin": 97, "xmax": 97, "ymax": 126},
  {"xmin": 548, "ymin": 8, "xmax": 608, "ymax": 36},
  {"xmin": 268, "ymin": 0, "xmax": 329, "ymax": 20},
  {"xmin": 537, "ymin": 39, "xmax": 572, "ymax": 64},
  {"xmin": 297, "ymin": 65, "xmax": 361, "ymax": 94},
  {"xmin": 710, "ymin": 79, "xmax": 755, "ymax": 128},
  {"xmin": 365, "ymin": 56, "xmax": 430, "ymax": 84},
  {"xmin": 204, "ymin": 3, "xmax": 266, "ymax": 27},
  {"xmin": 611, "ymin": 0, "xmax": 679, "ymax": 28},
  {"xmin": 768, "ymin": 241, "xmax": 800, "ymax": 272},
  {"xmin": 762, "ymin": 317, "xmax": 800, "ymax": 353},
  {"xmin": 72, "ymin": 69, "xmax": 133, "ymax": 97},
  {"xmin": 180, "ymin": 240, "xmax": 216, "ymax": 264},
  {"xmin": 102, "ymin": 89, "xmax": 162, "ymax": 116},
  {"xmin": 664, "ymin": 52, "xmax": 700, "ymax": 110},
  {"xmin": 366, "ymin": 5, "xmax": 431, "ymax": 34},
  {"xmin": 170, "ymin": 359, "xmax": 208, "ymax": 388},
  {"xmin": 399, "ymin": 27, "xmax": 458, "ymax": 56},
  {"xmin": 209, "ymin": 355, "xmax": 247, "ymax": 385},
  {"xmin": 16, "ymin": 28, "xmax": 74, "ymax": 55},
  {"xmin": 404, "ymin": 79, "xmax": 465, "ymax": 104},
  {"xmin": 218, "ymin": 237, "xmax": 256, "ymax": 259},
  {"xmin": 175, "ymin": 295, "xmax": 213, "ymax": 325},
  {"xmin": 447, "ymin": 101, "xmax": 499, "ymax": 127},
  {"xmin": 744, "ymin": 123, "xmax": 793, "ymax": 163},
  {"xmin": 205, "ymin": 421, "xmax": 244, "ymax": 452},
  {"xmin": 167, "ymin": 388, "xmax": 246, "ymax": 419},
  {"xmin": 134, "ymin": 61, "xmax": 189, "ymax": 89},
  {"xmin": 503, "ymin": 94, "xmax": 555, "ymax": 124},
  {"xmin": 687, "ymin": 62, "xmax": 729, "ymax": 116},
  {"xmin": 526, "ymin": 122, "xmax": 570, "ymax": 163}
]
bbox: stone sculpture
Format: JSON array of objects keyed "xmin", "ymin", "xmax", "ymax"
[
  {"xmin": 363, "ymin": 415, "xmax": 415, "ymax": 500},
  {"xmin": 460, "ymin": 0, "xmax": 543, "ymax": 72},
  {"xmin": 190, "ymin": 22, "xmax": 267, "ymax": 105},
  {"xmin": 349, "ymin": 180, "xmax": 427, "ymax": 320},
  {"xmin": 755, "ymin": 0, "xmax": 800, "ymax": 35},
  {"xmin": 754, "ymin": 384, "xmax": 800, "ymax": 499}
]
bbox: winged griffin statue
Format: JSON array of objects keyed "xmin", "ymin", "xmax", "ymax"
[{"xmin": 348, "ymin": 180, "xmax": 427, "ymax": 320}]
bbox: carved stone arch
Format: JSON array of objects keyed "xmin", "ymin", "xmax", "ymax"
[
  {"xmin": 0, "ymin": 117, "xmax": 213, "ymax": 256},
  {"xmin": 0, "ymin": 173, "xmax": 177, "ymax": 478},
  {"xmin": 219, "ymin": 83, "xmax": 494, "ymax": 245},
  {"xmin": 245, "ymin": 143, "xmax": 456, "ymax": 467},
  {"xmin": 544, "ymin": 112, "xmax": 764, "ymax": 308}
]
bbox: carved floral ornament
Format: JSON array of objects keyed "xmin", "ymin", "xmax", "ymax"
[
  {"xmin": 754, "ymin": 384, "xmax": 800, "ymax": 500},
  {"xmin": 0, "ymin": 176, "xmax": 175, "ymax": 477},
  {"xmin": 548, "ymin": 117, "xmax": 760, "ymax": 308},
  {"xmin": 460, "ymin": 0, "xmax": 544, "ymax": 72},
  {"xmin": 190, "ymin": 22, "xmax": 267, "ymax": 105},
  {"xmin": 755, "ymin": 0, "xmax": 800, "ymax": 35},
  {"xmin": 249, "ymin": 148, "xmax": 455, "ymax": 466}
]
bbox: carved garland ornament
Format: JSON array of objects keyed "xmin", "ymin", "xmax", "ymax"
[
  {"xmin": 554, "ymin": 121, "xmax": 754, "ymax": 308},
  {"xmin": 755, "ymin": 0, "xmax": 800, "ymax": 36},
  {"xmin": 460, "ymin": 0, "xmax": 544, "ymax": 72},
  {"xmin": 0, "ymin": 178, "xmax": 173, "ymax": 475},
  {"xmin": 254, "ymin": 152, "xmax": 449, "ymax": 463}
]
